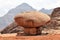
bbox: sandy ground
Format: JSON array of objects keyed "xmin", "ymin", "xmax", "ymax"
[{"xmin": 0, "ymin": 34, "xmax": 60, "ymax": 40}]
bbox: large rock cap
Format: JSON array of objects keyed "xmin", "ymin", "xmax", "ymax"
[{"xmin": 14, "ymin": 11, "xmax": 50, "ymax": 28}]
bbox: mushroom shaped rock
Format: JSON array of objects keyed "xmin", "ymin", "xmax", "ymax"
[
  {"xmin": 14, "ymin": 11, "xmax": 50, "ymax": 35},
  {"xmin": 14, "ymin": 11, "xmax": 50, "ymax": 28}
]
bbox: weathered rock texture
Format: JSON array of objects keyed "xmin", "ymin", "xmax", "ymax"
[
  {"xmin": 1, "ymin": 22, "xmax": 24, "ymax": 34},
  {"xmin": 46, "ymin": 7, "xmax": 60, "ymax": 29},
  {"xmin": 51, "ymin": 7, "xmax": 60, "ymax": 17}
]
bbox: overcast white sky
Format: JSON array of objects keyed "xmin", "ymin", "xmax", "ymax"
[{"xmin": 0, "ymin": 0, "xmax": 60, "ymax": 17}]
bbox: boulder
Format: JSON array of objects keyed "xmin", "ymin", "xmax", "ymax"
[
  {"xmin": 14, "ymin": 11, "xmax": 50, "ymax": 35},
  {"xmin": 14, "ymin": 11, "xmax": 50, "ymax": 28}
]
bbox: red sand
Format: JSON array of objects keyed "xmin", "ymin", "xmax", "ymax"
[{"xmin": 0, "ymin": 34, "xmax": 60, "ymax": 40}]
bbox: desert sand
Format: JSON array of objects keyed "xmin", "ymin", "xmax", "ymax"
[{"xmin": 0, "ymin": 34, "xmax": 60, "ymax": 40}]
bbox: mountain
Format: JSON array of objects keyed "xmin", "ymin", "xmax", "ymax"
[
  {"xmin": 0, "ymin": 3, "xmax": 36, "ymax": 30},
  {"xmin": 40, "ymin": 8, "xmax": 53, "ymax": 14}
]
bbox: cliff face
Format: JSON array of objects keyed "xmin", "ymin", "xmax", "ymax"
[
  {"xmin": 46, "ymin": 7, "xmax": 60, "ymax": 29},
  {"xmin": 51, "ymin": 7, "xmax": 60, "ymax": 17}
]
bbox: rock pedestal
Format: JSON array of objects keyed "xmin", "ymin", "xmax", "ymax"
[{"xmin": 24, "ymin": 27, "xmax": 41, "ymax": 35}]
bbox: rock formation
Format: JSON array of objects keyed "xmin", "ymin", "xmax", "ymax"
[
  {"xmin": 51, "ymin": 7, "xmax": 60, "ymax": 17},
  {"xmin": 46, "ymin": 7, "xmax": 60, "ymax": 29},
  {"xmin": 1, "ymin": 22, "xmax": 24, "ymax": 34},
  {"xmin": 14, "ymin": 11, "xmax": 50, "ymax": 35}
]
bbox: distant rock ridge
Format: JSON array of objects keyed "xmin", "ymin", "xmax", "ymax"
[{"xmin": 40, "ymin": 8, "xmax": 53, "ymax": 14}]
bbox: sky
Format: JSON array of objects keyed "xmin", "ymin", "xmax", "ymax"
[{"xmin": 0, "ymin": 0, "xmax": 60, "ymax": 17}]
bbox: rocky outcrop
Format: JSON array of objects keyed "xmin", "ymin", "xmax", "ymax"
[
  {"xmin": 51, "ymin": 7, "xmax": 60, "ymax": 17},
  {"xmin": 1, "ymin": 22, "xmax": 24, "ymax": 34},
  {"xmin": 46, "ymin": 7, "xmax": 60, "ymax": 29}
]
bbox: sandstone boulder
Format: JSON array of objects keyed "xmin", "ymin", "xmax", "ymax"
[{"xmin": 14, "ymin": 11, "xmax": 50, "ymax": 28}]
